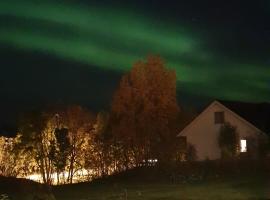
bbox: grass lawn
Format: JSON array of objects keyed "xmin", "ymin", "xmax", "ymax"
[{"xmin": 53, "ymin": 174, "xmax": 268, "ymax": 200}]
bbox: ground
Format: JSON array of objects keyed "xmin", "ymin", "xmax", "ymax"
[
  {"xmin": 0, "ymin": 161, "xmax": 268, "ymax": 200},
  {"xmin": 0, "ymin": 176, "xmax": 55, "ymax": 200},
  {"xmin": 53, "ymin": 165, "xmax": 268, "ymax": 200},
  {"xmin": 53, "ymin": 178, "xmax": 267, "ymax": 200}
]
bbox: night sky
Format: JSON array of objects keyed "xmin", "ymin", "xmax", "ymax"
[{"xmin": 0, "ymin": 0, "xmax": 270, "ymax": 134}]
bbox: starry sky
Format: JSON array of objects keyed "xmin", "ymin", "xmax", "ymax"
[{"xmin": 0, "ymin": 0, "xmax": 270, "ymax": 133}]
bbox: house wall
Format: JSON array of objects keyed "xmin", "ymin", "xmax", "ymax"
[{"xmin": 181, "ymin": 102, "xmax": 261, "ymax": 161}]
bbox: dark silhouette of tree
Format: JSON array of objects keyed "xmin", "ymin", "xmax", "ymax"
[
  {"xmin": 219, "ymin": 123, "xmax": 239, "ymax": 159},
  {"xmin": 111, "ymin": 55, "xmax": 181, "ymax": 166},
  {"xmin": 52, "ymin": 128, "xmax": 70, "ymax": 184}
]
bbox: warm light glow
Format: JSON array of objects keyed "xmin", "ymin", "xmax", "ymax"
[
  {"xmin": 240, "ymin": 139, "xmax": 247, "ymax": 152},
  {"xmin": 142, "ymin": 159, "xmax": 158, "ymax": 163},
  {"xmin": 25, "ymin": 168, "xmax": 91, "ymax": 185}
]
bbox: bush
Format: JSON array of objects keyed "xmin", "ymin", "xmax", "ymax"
[{"xmin": 219, "ymin": 123, "xmax": 238, "ymax": 159}]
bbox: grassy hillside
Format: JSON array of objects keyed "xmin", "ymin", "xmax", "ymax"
[
  {"xmin": 0, "ymin": 176, "xmax": 55, "ymax": 200},
  {"xmin": 53, "ymin": 162, "xmax": 269, "ymax": 200},
  {"xmin": 53, "ymin": 175, "xmax": 267, "ymax": 200},
  {"xmin": 0, "ymin": 160, "xmax": 268, "ymax": 200}
]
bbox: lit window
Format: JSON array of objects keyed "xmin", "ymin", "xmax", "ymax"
[
  {"xmin": 240, "ymin": 139, "xmax": 247, "ymax": 152},
  {"xmin": 214, "ymin": 112, "xmax": 224, "ymax": 124}
]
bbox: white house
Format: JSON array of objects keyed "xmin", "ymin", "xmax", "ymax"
[{"xmin": 177, "ymin": 100, "xmax": 270, "ymax": 161}]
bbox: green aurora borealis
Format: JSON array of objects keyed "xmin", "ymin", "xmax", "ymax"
[{"xmin": 0, "ymin": 0, "xmax": 270, "ymax": 103}]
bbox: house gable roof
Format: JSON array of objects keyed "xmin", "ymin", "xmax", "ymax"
[
  {"xmin": 178, "ymin": 100, "xmax": 269, "ymax": 137},
  {"xmin": 177, "ymin": 101, "xmax": 218, "ymax": 137},
  {"xmin": 219, "ymin": 100, "xmax": 270, "ymax": 134}
]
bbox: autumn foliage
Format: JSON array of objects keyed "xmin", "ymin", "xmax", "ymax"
[
  {"xmin": 111, "ymin": 55, "xmax": 181, "ymax": 165},
  {"xmin": 0, "ymin": 56, "xmax": 183, "ymax": 184}
]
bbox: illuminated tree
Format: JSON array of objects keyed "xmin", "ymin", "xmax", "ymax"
[
  {"xmin": 16, "ymin": 111, "xmax": 58, "ymax": 184},
  {"xmin": 14, "ymin": 106, "xmax": 96, "ymax": 184},
  {"xmin": 0, "ymin": 137, "xmax": 17, "ymax": 176},
  {"xmin": 84, "ymin": 111, "xmax": 111, "ymax": 177},
  {"xmin": 60, "ymin": 105, "xmax": 95, "ymax": 183},
  {"xmin": 83, "ymin": 111, "xmax": 126, "ymax": 178},
  {"xmin": 111, "ymin": 55, "xmax": 181, "ymax": 166}
]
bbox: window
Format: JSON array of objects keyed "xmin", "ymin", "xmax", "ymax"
[
  {"xmin": 214, "ymin": 112, "xmax": 224, "ymax": 124},
  {"xmin": 240, "ymin": 139, "xmax": 247, "ymax": 152}
]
